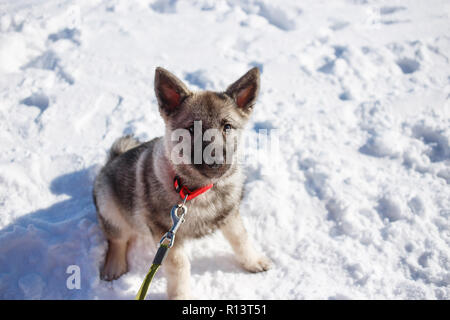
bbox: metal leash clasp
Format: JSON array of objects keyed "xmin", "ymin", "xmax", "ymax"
[{"xmin": 159, "ymin": 195, "xmax": 188, "ymax": 248}]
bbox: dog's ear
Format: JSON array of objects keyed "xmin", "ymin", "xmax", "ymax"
[
  {"xmin": 155, "ymin": 67, "xmax": 191, "ymax": 114},
  {"xmin": 225, "ymin": 67, "xmax": 260, "ymax": 113}
]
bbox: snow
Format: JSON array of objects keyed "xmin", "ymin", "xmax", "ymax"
[{"xmin": 0, "ymin": 0, "xmax": 449, "ymax": 300}]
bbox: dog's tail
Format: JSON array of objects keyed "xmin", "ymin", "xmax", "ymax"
[{"xmin": 107, "ymin": 135, "xmax": 141, "ymax": 162}]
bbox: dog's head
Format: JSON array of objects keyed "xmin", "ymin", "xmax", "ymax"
[{"xmin": 154, "ymin": 67, "xmax": 259, "ymax": 186}]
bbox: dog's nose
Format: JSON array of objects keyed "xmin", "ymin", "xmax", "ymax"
[{"xmin": 207, "ymin": 163, "xmax": 222, "ymax": 169}]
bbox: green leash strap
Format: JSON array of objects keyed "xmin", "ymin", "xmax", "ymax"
[
  {"xmin": 135, "ymin": 263, "xmax": 160, "ymax": 300},
  {"xmin": 135, "ymin": 201, "xmax": 189, "ymax": 300},
  {"xmin": 135, "ymin": 244, "xmax": 170, "ymax": 300}
]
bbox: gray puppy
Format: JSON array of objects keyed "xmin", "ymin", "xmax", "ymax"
[{"xmin": 93, "ymin": 67, "xmax": 271, "ymax": 299}]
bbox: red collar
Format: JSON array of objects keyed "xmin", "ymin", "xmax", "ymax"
[{"xmin": 173, "ymin": 176, "xmax": 213, "ymax": 201}]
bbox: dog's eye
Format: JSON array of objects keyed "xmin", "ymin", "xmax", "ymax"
[{"xmin": 223, "ymin": 124, "xmax": 232, "ymax": 133}]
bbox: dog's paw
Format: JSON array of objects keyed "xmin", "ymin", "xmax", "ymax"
[
  {"xmin": 100, "ymin": 259, "xmax": 128, "ymax": 281},
  {"xmin": 240, "ymin": 254, "xmax": 272, "ymax": 273}
]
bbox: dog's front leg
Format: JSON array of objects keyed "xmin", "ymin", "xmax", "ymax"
[
  {"xmin": 221, "ymin": 211, "xmax": 272, "ymax": 273},
  {"xmin": 163, "ymin": 242, "xmax": 191, "ymax": 300}
]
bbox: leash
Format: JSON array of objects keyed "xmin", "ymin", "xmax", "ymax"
[{"xmin": 135, "ymin": 176, "xmax": 213, "ymax": 300}]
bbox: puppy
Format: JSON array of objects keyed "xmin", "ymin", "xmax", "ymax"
[{"xmin": 93, "ymin": 67, "xmax": 271, "ymax": 299}]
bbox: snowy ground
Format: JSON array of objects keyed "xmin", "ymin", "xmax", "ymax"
[{"xmin": 0, "ymin": 0, "xmax": 449, "ymax": 300}]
